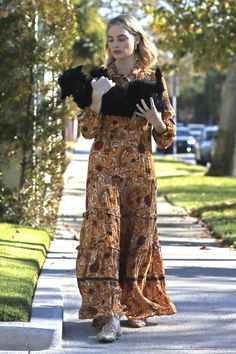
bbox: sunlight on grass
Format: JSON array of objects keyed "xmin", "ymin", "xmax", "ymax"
[
  {"xmin": 154, "ymin": 157, "xmax": 236, "ymax": 247},
  {"xmin": 0, "ymin": 224, "xmax": 51, "ymax": 321},
  {"xmin": 153, "ymin": 156, "xmax": 206, "ymax": 177}
]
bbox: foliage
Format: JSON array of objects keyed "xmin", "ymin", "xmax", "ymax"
[
  {"xmin": 0, "ymin": 223, "xmax": 50, "ymax": 321},
  {"xmin": 146, "ymin": 0, "xmax": 236, "ymax": 72},
  {"xmin": 147, "ymin": 1, "xmax": 236, "ymax": 176},
  {"xmin": 0, "ymin": 0, "xmax": 77, "ymax": 230},
  {"xmin": 100, "ymin": 0, "xmax": 148, "ymax": 18},
  {"xmin": 73, "ymin": 0, "xmax": 106, "ymax": 68},
  {"xmin": 154, "ymin": 157, "xmax": 236, "ymax": 247},
  {"xmin": 178, "ymin": 65, "xmax": 225, "ymax": 124}
]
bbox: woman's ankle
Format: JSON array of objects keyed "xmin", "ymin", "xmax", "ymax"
[{"xmin": 92, "ymin": 315, "xmax": 109, "ymax": 329}]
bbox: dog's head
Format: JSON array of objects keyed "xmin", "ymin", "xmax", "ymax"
[
  {"xmin": 155, "ymin": 67, "xmax": 164, "ymax": 94},
  {"xmin": 89, "ymin": 67, "xmax": 108, "ymax": 79},
  {"xmin": 58, "ymin": 65, "xmax": 86, "ymax": 100},
  {"xmin": 153, "ymin": 67, "xmax": 166, "ymax": 111}
]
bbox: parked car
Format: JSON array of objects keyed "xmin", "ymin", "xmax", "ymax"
[
  {"xmin": 188, "ymin": 123, "xmax": 206, "ymax": 142},
  {"xmin": 195, "ymin": 125, "xmax": 219, "ymax": 165},
  {"xmin": 157, "ymin": 126, "xmax": 196, "ymax": 154}
]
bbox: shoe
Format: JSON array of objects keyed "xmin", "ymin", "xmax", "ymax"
[
  {"xmin": 127, "ymin": 318, "xmax": 147, "ymax": 328},
  {"xmin": 92, "ymin": 315, "xmax": 108, "ymax": 329},
  {"xmin": 97, "ymin": 313, "xmax": 122, "ymax": 342}
]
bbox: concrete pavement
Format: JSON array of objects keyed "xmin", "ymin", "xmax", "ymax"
[{"xmin": 1, "ymin": 136, "xmax": 236, "ymax": 353}]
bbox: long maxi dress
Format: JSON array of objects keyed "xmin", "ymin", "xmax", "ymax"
[{"xmin": 76, "ymin": 61, "xmax": 177, "ymax": 321}]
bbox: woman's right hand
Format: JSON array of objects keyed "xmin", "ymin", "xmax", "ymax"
[{"xmin": 90, "ymin": 76, "xmax": 115, "ymax": 114}]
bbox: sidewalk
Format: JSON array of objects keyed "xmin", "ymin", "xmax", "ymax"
[{"xmin": 3, "ymin": 137, "xmax": 236, "ymax": 353}]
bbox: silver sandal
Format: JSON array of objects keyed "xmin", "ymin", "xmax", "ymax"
[
  {"xmin": 97, "ymin": 313, "xmax": 122, "ymax": 342},
  {"xmin": 127, "ymin": 318, "xmax": 147, "ymax": 328}
]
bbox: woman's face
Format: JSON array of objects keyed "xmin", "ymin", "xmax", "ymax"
[{"xmin": 107, "ymin": 24, "xmax": 137, "ymax": 60}]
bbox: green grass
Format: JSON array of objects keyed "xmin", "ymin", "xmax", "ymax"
[
  {"xmin": 154, "ymin": 156, "xmax": 236, "ymax": 247},
  {"xmin": 0, "ymin": 223, "xmax": 51, "ymax": 321}
]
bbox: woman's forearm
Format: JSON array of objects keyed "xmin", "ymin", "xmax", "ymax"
[
  {"xmin": 153, "ymin": 120, "xmax": 166, "ymax": 134},
  {"xmin": 90, "ymin": 93, "xmax": 102, "ymax": 114}
]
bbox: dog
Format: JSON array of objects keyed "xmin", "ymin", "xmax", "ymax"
[{"xmin": 58, "ymin": 65, "xmax": 166, "ymax": 117}]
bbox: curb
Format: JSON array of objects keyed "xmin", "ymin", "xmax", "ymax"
[{"xmin": 0, "ymin": 240, "xmax": 63, "ymax": 351}]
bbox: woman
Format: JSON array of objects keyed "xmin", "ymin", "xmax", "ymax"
[{"xmin": 76, "ymin": 14, "xmax": 176, "ymax": 343}]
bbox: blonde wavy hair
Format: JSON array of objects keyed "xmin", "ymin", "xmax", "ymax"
[{"xmin": 105, "ymin": 14, "xmax": 157, "ymax": 68}]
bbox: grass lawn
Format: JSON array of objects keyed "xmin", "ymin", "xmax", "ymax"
[
  {"xmin": 0, "ymin": 223, "xmax": 51, "ymax": 321},
  {"xmin": 154, "ymin": 156, "xmax": 236, "ymax": 247}
]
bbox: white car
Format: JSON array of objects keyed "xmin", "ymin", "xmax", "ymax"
[
  {"xmin": 157, "ymin": 126, "xmax": 196, "ymax": 154},
  {"xmin": 188, "ymin": 123, "xmax": 206, "ymax": 142},
  {"xmin": 195, "ymin": 125, "xmax": 219, "ymax": 165}
]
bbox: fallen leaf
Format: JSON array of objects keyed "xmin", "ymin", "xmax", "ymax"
[{"xmin": 200, "ymin": 245, "xmax": 210, "ymax": 250}]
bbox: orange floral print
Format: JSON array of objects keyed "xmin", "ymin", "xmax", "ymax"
[{"xmin": 76, "ymin": 61, "xmax": 177, "ymax": 320}]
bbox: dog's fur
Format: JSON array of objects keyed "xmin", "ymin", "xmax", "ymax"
[{"xmin": 58, "ymin": 65, "xmax": 166, "ymax": 117}]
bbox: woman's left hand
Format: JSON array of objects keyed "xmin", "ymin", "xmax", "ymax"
[{"xmin": 136, "ymin": 97, "xmax": 166, "ymax": 134}]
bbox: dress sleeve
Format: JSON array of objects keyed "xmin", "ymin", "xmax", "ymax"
[
  {"xmin": 77, "ymin": 107, "xmax": 103, "ymax": 139},
  {"xmin": 152, "ymin": 76, "xmax": 176, "ymax": 149}
]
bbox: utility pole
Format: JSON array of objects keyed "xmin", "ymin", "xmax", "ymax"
[{"xmin": 172, "ymin": 74, "xmax": 177, "ymax": 159}]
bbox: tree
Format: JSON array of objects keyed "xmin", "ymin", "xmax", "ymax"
[
  {"xmin": 0, "ymin": 0, "xmax": 77, "ymax": 227},
  {"xmin": 100, "ymin": 0, "xmax": 147, "ymax": 18},
  {"xmin": 145, "ymin": 0, "xmax": 236, "ymax": 176},
  {"xmin": 177, "ymin": 62, "xmax": 225, "ymax": 125},
  {"xmin": 73, "ymin": 0, "xmax": 106, "ymax": 67}
]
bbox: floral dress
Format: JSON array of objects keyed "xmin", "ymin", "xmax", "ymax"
[{"xmin": 76, "ymin": 61, "xmax": 177, "ymax": 321}]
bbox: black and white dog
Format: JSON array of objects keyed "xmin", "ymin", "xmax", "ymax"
[{"xmin": 58, "ymin": 65, "xmax": 166, "ymax": 117}]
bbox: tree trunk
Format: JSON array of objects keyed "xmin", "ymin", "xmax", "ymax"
[{"xmin": 207, "ymin": 69, "xmax": 236, "ymax": 176}]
